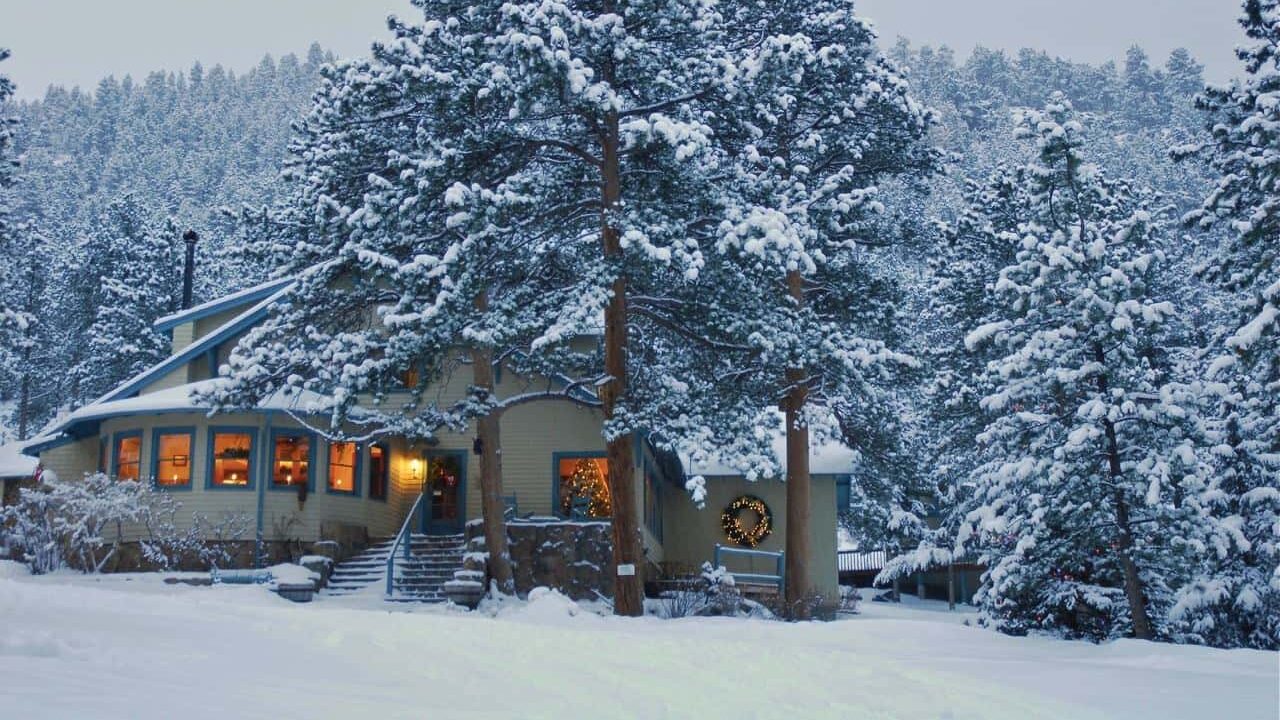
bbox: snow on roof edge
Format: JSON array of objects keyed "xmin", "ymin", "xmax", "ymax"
[
  {"xmin": 153, "ymin": 277, "xmax": 292, "ymax": 331},
  {"xmin": 25, "ymin": 380, "xmax": 350, "ymax": 455},
  {"xmin": 0, "ymin": 440, "xmax": 38, "ymax": 478},
  {"xmin": 685, "ymin": 433, "xmax": 856, "ymax": 477}
]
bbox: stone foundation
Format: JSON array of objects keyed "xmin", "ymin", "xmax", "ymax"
[{"xmin": 465, "ymin": 518, "xmax": 615, "ymax": 601}]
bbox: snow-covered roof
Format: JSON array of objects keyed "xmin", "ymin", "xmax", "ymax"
[
  {"xmin": 25, "ymin": 380, "xmax": 347, "ymax": 457},
  {"xmin": 0, "ymin": 441, "xmax": 38, "ymax": 478},
  {"xmin": 73, "ymin": 380, "xmax": 341, "ymax": 424},
  {"xmin": 153, "ymin": 278, "xmax": 293, "ymax": 332},
  {"xmin": 685, "ymin": 432, "xmax": 856, "ymax": 477}
]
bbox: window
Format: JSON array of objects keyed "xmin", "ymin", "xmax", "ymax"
[
  {"xmin": 112, "ymin": 432, "xmax": 142, "ymax": 482},
  {"xmin": 837, "ymin": 475, "xmax": 852, "ymax": 514},
  {"xmin": 368, "ymin": 443, "xmax": 388, "ymax": 500},
  {"xmin": 328, "ymin": 441, "xmax": 358, "ymax": 494},
  {"xmin": 272, "ymin": 432, "xmax": 311, "ymax": 488},
  {"xmin": 556, "ymin": 455, "xmax": 611, "ymax": 519},
  {"xmin": 209, "ymin": 430, "xmax": 254, "ymax": 488},
  {"xmin": 644, "ymin": 468, "xmax": 662, "ymax": 542},
  {"xmin": 153, "ymin": 428, "xmax": 195, "ymax": 488},
  {"xmin": 97, "ymin": 437, "xmax": 108, "ymax": 474},
  {"xmin": 399, "ymin": 367, "xmax": 420, "ymax": 388}
]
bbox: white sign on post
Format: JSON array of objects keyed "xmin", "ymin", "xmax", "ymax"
[{"xmin": 616, "ymin": 564, "xmax": 636, "ymax": 576}]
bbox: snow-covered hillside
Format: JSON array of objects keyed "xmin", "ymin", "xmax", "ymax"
[{"xmin": 0, "ymin": 564, "xmax": 1273, "ymax": 720}]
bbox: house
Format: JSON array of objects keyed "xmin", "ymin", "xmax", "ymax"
[{"xmin": 21, "ymin": 280, "xmax": 848, "ymax": 602}]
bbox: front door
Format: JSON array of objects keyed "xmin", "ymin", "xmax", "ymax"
[{"xmin": 421, "ymin": 450, "xmax": 466, "ymax": 535}]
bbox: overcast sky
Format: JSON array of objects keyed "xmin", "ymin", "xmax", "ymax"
[{"xmin": 0, "ymin": 0, "xmax": 1245, "ymax": 100}]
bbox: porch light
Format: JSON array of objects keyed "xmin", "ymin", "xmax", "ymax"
[{"xmin": 410, "ymin": 457, "xmax": 422, "ymax": 481}]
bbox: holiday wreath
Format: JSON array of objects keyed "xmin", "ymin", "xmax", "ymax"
[{"xmin": 721, "ymin": 495, "xmax": 773, "ymax": 547}]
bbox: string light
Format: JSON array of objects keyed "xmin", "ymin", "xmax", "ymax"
[{"xmin": 722, "ymin": 495, "xmax": 772, "ymax": 547}]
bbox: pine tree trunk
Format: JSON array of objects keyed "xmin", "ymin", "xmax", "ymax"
[
  {"xmin": 599, "ymin": 81, "xmax": 644, "ymax": 618},
  {"xmin": 16, "ymin": 365, "xmax": 30, "ymax": 440},
  {"xmin": 784, "ymin": 268, "xmax": 812, "ymax": 619},
  {"xmin": 1093, "ymin": 342, "xmax": 1154, "ymax": 640},
  {"xmin": 16, "ymin": 306, "xmax": 33, "ymax": 439},
  {"xmin": 472, "ymin": 293, "xmax": 514, "ymax": 596}
]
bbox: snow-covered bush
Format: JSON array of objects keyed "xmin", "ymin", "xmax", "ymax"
[
  {"xmin": 1, "ymin": 479, "xmax": 61, "ymax": 573},
  {"xmin": 2, "ymin": 472, "xmax": 249, "ymax": 573},
  {"xmin": 700, "ymin": 562, "xmax": 743, "ymax": 617},
  {"xmin": 140, "ymin": 490, "xmax": 250, "ymax": 571},
  {"xmin": 48, "ymin": 472, "xmax": 149, "ymax": 573}
]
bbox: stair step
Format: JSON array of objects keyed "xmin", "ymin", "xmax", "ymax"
[{"xmin": 320, "ymin": 533, "xmax": 466, "ymax": 604}]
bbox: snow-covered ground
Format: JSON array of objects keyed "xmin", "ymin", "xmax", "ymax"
[{"xmin": 0, "ymin": 563, "xmax": 1274, "ymax": 720}]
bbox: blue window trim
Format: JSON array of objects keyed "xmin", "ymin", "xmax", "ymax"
[
  {"xmin": 110, "ymin": 429, "xmax": 144, "ymax": 481},
  {"xmin": 550, "ymin": 450, "xmax": 608, "ymax": 519},
  {"xmin": 150, "ymin": 426, "xmax": 197, "ymax": 491},
  {"xmin": 205, "ymin": 425, "xmax": 258, "ymax": 491},
  {"xmin": 324, "ymin": 439, "xmax": 362, "ymax": 496},
  {"xmin": 420, "ymin": 449, "xmax": 468, "ymax": 534},
  {"xmin": 367, "ymin": 442, "xmax": 389, "ymax": 502},
  {"xmin": 267, "ymin": 428, "xmax": 316, "ymax": 492}
]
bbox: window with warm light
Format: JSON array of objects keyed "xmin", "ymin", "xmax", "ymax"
[
  {"xmin": 328, "ymin": 441, "xmax": 357, "ymax": 494},
  {"xmin": 113, "ymin": 432, "xmax": 142, "ymax": 482},
  {"xmin": 153, "ymin": 429, "xmax": 194, "ymax": 488},
  {"xmin": 209, "ymin": 430, "xmax": 253, "ymax": 488},
  {"xmin": 368, "ymin": 443, "xmax": 388, "ymax": 500},
  {"xmin": 556, "ymin": 455, "xmax": 611, "ymax": 519},
  {"xmin": 399, "ymin": 367, "xmax": 420, "ymax": 389},
  {"xmin": 272, "ymin": 433, "xmax": 311, "ymax": 488}
]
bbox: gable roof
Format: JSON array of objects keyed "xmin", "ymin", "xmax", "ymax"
[
  {"xmin": 100, "ymin": 283, "xmax": 295, "ymax": 405},
  {"xmin": 153, "ymin": 278, "xmax": 292, "ymax": 333}
]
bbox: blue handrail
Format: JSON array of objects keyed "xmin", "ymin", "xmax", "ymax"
[
  {"xmin": 714, "ymin": 543, "xmax": 785, "ymax": 593},
  {"xmin": 386, "ymin": 492, "xmax": 426, "ymax": 596}
]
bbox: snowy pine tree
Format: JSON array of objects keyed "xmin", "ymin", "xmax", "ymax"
[
  {"xmin": 66, "ymin": 196, "xmax": 175, "ymax": 402},
  {"xmin": 695, "ymin": 0, "xmax": 935, "ymax": 613},
  {"xmin": 0, "ymin": 49, "xmax": 35, "ymax": 422},
  {"xmin": 960, "ymin": 95, "xmax": 1212, "ymax": 641},
  {"xmin": 1171, "ymin": 0, "xmax": 1280, "ymax": 649}
]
